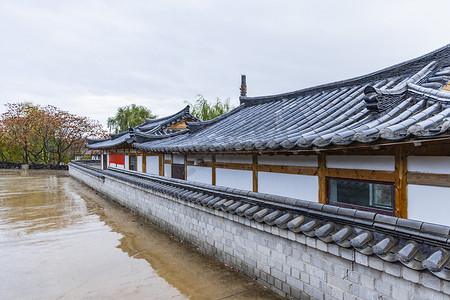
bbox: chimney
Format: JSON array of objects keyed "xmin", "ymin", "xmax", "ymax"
[{"xmin": 240, "ymin": 74, "xmax": 247, "ymax": 97}]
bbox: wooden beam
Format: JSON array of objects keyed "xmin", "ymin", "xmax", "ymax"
[
  {"xmin": 212, "ymin": 155, "xmax": 216, "ymax": 186},
  {"xmin": 395, "ymin": 147, "xmax": 408, "ymax": 219},
  {"xmin": 407, "ymin": 172, "xmax": 450, "ymax": 187},
  {"xmin": 252, "ymin": 154, "xmax": 258, "ymax": 192},
  {"xmin": 257, "ymin": 164, "xmax": 318, "ymax": 176},
  {"xmin": 325, "ymin": 168, "xmax": 395, "ymax": 182},
  {"xmin": 318, "ymin": 154, "xmax": 327, "ymax": 204},
  {"xmin": 214, "ymin": 162, "xmax": 253, "ymax": 171}
]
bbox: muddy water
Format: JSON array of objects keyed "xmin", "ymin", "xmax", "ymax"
[{"xmin": 0, "ymin": 170, "xmax": 282, "ymax": 300}]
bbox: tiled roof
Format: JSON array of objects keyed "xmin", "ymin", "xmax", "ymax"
[
  {"xmin": 70, "ymin": 162, "xmax": 450, "ymax": 281},
  {"xmin": 87, "ymin": 106, "xmax": 198, "ymax": 149},
  {"xmin": 135, "ymin": 45, "xmax": 450, "ymax": 153}
]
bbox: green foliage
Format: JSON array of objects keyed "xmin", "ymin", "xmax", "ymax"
[
  {"xmin": 107, "ymin": 104, "xmax": 156, "ymax": 133},
  {"xmin": 186, "ymin": 95, "xmax": 234, "ymax": 121}
]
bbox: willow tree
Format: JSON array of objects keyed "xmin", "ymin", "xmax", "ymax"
[
  {"xmin": 186, "ymin": 95, "xmax": 234, "ymax": 121},
  {"xmin": 107, "ymin": 104, "xmax": 156, "ymax": 133}
]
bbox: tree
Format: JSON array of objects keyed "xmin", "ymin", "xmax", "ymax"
[
  {"xmin": 107, "ymin": 104, "xmax": 156, "ymax": 133},
  {"xmin": 186, "ymin": 95, "xmax": 234, "ymax": 121},
  {"xmin": 0, "ymin": 102, "xmax": 107, "ymax": 165}
]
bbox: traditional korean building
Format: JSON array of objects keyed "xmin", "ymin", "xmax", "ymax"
[{"xmin": 88, "ymin": 45, "xmax": 450, "ymax": 226}]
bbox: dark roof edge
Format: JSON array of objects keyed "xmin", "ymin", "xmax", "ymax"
[
  {"xmin": 241, "ymin": 44, "xmax": 450, "ymax": 105},
  {"xmin": 141, "ymin": 105, "xmax": 199, "ymax": 125},
  {"xmin": 186, "ymin": 105, "xmax": 245, "ymax": 133}
]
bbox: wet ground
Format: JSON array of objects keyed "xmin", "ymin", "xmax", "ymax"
[{"xmin": 0, "ymin": 170, "xmax": 282, "ymax": 299}]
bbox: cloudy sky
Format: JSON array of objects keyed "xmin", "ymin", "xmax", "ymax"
[{"xmin": 1, "ymin": 1, "xmax": 449, "ymax": 128}]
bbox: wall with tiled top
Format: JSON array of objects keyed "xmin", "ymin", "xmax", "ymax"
[{"xmin": 70, "ymin": 166, "xmax": 449, "ymax": 300}]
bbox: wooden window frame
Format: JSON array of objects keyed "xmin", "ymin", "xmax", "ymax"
[{"xmin": 326, "ymin": 177, "xmax": 396, "ymax": 216}]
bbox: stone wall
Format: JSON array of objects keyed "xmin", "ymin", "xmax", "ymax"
[{"xmin": 69, "ymin": 165, "xmax": 449, "ymax": 300}]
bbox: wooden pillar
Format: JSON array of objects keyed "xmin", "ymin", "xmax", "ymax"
[
  {"xmin": 252, "ymin": 153, "xmax": 258, "ymax": 192},
  {"xmin": 184, "ymin": 155, "xmax": 187, "ymax": 180},
  {"xmin": 142, "ymin": 153, "xmax": 146, "ymax": 173},
  {"xmin": 159, "ymin": 154, "xmax": 164, "ymax": 176},
  {"xmin": 212, "ymin": 154, "xmax": 216, "ymax": 185},
  {"xmin": 395, "ymin": 147, "xmax": 408, "ymax": 219},
  {"xmin": 318, "ymin": 153, "xmax": 327, "ymax": 204}
]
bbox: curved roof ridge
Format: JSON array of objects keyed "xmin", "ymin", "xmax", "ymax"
[
  {"xmin": 140, "ymin": 105, "xmax": 195, "ymax": 125},
  {"xmin": 186, "ymin": 105, "xmax": 245, "ymax": 133},
  {"xmin": 241, "ymin": 44, "xmax": 450, "ymax": 104}
]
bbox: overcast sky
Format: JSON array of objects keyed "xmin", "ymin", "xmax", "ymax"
[{"xmin": 1, "ymin": 1, "xmax": 450, "ymax": 128}]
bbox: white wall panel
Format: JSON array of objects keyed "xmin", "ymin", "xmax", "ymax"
[
  {"xmin": 408, "ymin": 184, "xmax": 450, "ymax": 226},
  {"xmin": 216, "ymin": 169, "xmax": 252, "ymax": 191},
  {"xmin": 187, "ymin": 154, "xmax": 212, "ymax": 163},
  {"xmin": 137, "ymin": 156, "xmax": 143, "ymax": 172},
  {"xmin": 164, "ymin": 164, "xmax": 171, "ymax": 177},
  {"xmin": 408, "ymin": 156, "xmax": 450, "ymax": 174},
  {"xmin": 146, "ymin": 156, "xmax": 160, "ymax": 175},
  {"xmin": 259, "ymin": 155, "xmax": 318, "ymax": 167},
  {"xmin": 164, "ymin": 154, "xmax": 171, "ymax": 160},
  {"xmin": 173, "ymin": 155, "xmax": 184, "ymax": 164},
  {"xmin": 216, "ymin": 154, "xmax": 252, "ymax": 164},
  {"xmin": 124, "ymin": 155, "xmax": 129, "ymax": 169},
  {"xmin": 326, "ymin": 155, "xmax": 395, "ymax": 171},
  {"xmin": 187, "ymin": 166, "xmax": 212, "ymax": 185},
  {"xmin": 258, "ymin": 172, "xmax": 318, "ymax": 202}
]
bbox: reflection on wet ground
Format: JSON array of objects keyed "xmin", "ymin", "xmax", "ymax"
[{"xmin": 0, "ymin": 170, "xmax": 282, "ymax": 299}]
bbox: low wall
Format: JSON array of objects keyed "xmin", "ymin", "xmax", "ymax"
[{"xmin": 69, "ymin": 164, "xmax": 449, "ymax": 299}]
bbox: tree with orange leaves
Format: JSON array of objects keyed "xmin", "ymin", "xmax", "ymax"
[{"xmin": 0, "ymin": 102, "xmax": 107, "ymax": 165}]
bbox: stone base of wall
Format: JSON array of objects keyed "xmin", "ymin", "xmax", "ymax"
[{"xmin": 70, "ymin": 166, "xmax": 449, "ymax": 300}]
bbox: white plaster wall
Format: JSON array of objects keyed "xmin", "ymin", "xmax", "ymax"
[
  {"xmin": 187, "ymin": 166, "xmax": 212, "ymax": 185},
  {"xmin": 164, "ymin": 164, "xmax": 171, "ymax": 177},
  {"xmin": 258, "ymin": 155, "xmax": 318, "ymax": 167},
  {"xmin": 187, "ymin": 154, "xmax": 212, "ymax": 163},
  {"xmin": 164, "ymin": 154, "xmax": 171, "ymax": 160},
  {"xmin": 216, "ymin": 154, "xmax": 252, "ymax": 164},
  {"xmin": 146, "ymin": 156, "xmax": 160, "ymax": 175},
  {"xmin": 258, "ymin": 172, "xmax": 319, "ymax": 202},
  {"xmin": 216, "ymin": 169, "xmax": 252, "ymax": 191},
  {"xmin": 408, "ymin": 184, "xmax": 450, "ymax": 226},
  {"xmin": 326, "ymin": 155, "xmax": 395, "ymax": 171},
  {"xmin": 408, "ymin": 156, "xmax": 450, "ymax": 174},
  {"xmin": 173, "ymin": 155, "xmax": 184, "ymax": 164},
  {"xmin": 125, "ymin": 155, "xmax": 129, "ymax": 170},
  {"xmin": 137, "ymin": 156, "xmax": 143, "ymax": 172}
]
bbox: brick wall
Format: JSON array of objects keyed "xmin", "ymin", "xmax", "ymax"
[{"xmin": 69, "ymin": 166, "xmax": 449, "ymax": 299}]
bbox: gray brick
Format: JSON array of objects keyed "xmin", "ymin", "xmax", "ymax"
[
  {"xmin": 310, "ymin": 276, "xmax": 321, "ymax": 289},
  {"xmin": 391, "ymin": 286, "xmax": 409, "ymax": 300},
  {"xmin": 316, "ymin": 239, "xmax": 328, "ymax": 252},
  {"xmin": 360, "ymin": 274, "xmax": 374, "ymax": 290},
  {"xmin": 340, "ymin": 248, "xmax": 354, "ymax": 261},
  {"xmin": 306, "ymin": 237, "xmax": 316, "ymax": 248},
  {"xmin": 402, "ymin": 266, "xmax": 420, "ymax": 283},
  {"xmin": 368, "ymin": 256, "xmax": 384, "ymax": 271},
  {"xmin": 375, "ymin": 279, "xmax": 392, "ymax": 296},
  {"xmin": 444, "ymin": 281, "xmax": 450, "ymax": 294},
  {"xmin": 348, "ymin": 270, "xmax": 360, "ymax": 284},
  {"xmin": 355, "ymin": 252, "xmax": 368, "ymax": 266},
  {"xmin": 350, "ymin": 284, "xmax": 378, "ymax": 300},
  {"xmin": 304, "ymin": 283, "xmax": 325, "ymax": 300},
  {"xmin": 286, "ymin": 274, "xmax": 303, "ymax": 290},
  {"xmin": 331, "ymin": 287, "xmax": 344, "ymax": 300},
  {"xmin": 384, "ymin": 262, "xmax": 401, "ymax": 277},
  {"xmin": 328, "ymin": 243, "xmax": 340, "ymax": 257},
  {"xmin": 327, "ymin": 274, "xmax": 351, "ymax": 292},
  {"xmin": 420, "ymin": 272, "xmax": 441, "ymax": 292}
]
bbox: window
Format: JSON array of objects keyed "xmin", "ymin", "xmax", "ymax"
[
  {"xmin": 172, "ymin": 163, "xmax": 185, "ymax": 180},
  {"xmin": 129, "ymin": 155, "xmax": 137, "ymax": 171},
  {"xmin": 327, "ymin": 178, "xmax": 394, "ymax": 215}
]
